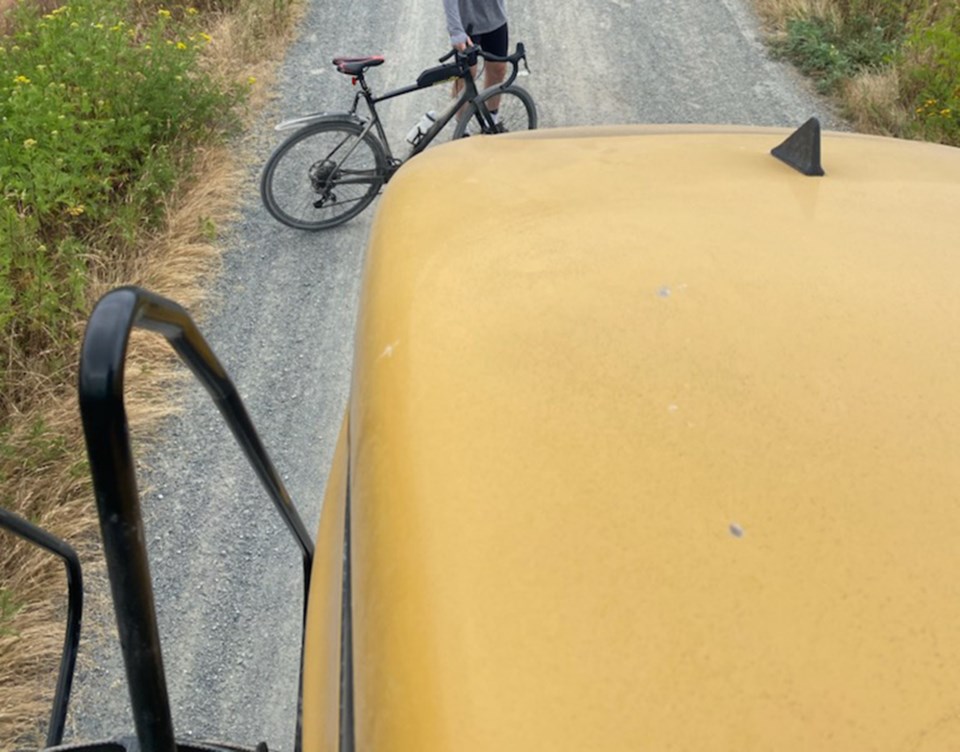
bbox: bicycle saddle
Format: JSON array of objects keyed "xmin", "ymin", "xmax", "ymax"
[{"xmin": 332, "ymin": 55, "xmax": 385, "ymax": 75}]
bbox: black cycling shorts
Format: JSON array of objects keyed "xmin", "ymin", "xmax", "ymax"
[{"xmin": 473, "ymin": 23, "xmax": 509, "ymax": 58}]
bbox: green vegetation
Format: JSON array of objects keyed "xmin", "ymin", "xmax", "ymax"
[
  {"xmin": 0, "ymin": 0, "xmax": 246, "ymax": 411},
  {"xmin": 775, "ymin": 15, "xmax": 898, "ymax": 93},
  {"xmin": 0, "ymin": 0, "xmax": 294, "ymax": 741},
  {"xmin": 765, "ymin": 0, "xmax": 959, "ymax": 145},
  {"xmin": 900, "ymin": 12, "xmax": 960, "ymax": 144}
]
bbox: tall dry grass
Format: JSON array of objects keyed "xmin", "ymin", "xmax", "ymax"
[
  {"xmin": 841, "ymin": 67, "xmax": 909, "ymax": 135},
  {"xmin": 0, "ymin": 0, "xmax": 301, "ymax": 746}
]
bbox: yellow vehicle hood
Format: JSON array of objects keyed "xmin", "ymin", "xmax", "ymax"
[{"xmin": 323, "ymin": 126, "xmax": 960, "ymax": 750}]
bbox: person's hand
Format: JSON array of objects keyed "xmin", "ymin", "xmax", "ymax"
[{"xmin": 454, "ymin": 36, "xmax": 473, "ymax": 51}]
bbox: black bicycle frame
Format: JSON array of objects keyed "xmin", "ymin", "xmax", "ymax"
[
  {"xmin": 78, "ymin": 286, "xmax": 314, "ymax": 752},
  {"xmin": 346, "ymin": 46, "xmax": 521, "ymax": 164}
]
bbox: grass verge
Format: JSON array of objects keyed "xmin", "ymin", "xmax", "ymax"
[
  {"xmin": 0, "ymin": 0, "xmax": 300, "ymax": 744},
  {"xmin": 754, "ymin": 0, "xmax": 960, "ymax": 146}
]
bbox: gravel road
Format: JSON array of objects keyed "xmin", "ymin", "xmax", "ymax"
[{"xmin": 67, "ymin": 0, "xmax": 843, "ymax": 749}]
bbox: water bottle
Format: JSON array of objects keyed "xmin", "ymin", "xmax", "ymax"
[{"xmin": 406, "ymin": 111, "xmax": 437, "ymax": 145}]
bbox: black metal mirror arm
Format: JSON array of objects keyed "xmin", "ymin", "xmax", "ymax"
[
  {"xmin": 78, "ymin": 286, "xmax": 315, "ymax": 752},
  {"xmin": 0, "ymin": 508, "xmax": 83, "ymax": 748}
]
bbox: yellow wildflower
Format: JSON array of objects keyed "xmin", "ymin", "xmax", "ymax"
[
  {"xmin": 13, "ymin": 75, "xmax": 31, "ymax": 85},
  {"xmin": 23, "ymin": 138, "xmax": 37, "ymax": 149},
  {"xmin": 158, "ymin": 8, "xmax": 171, "ymax": 17},
  {"xmin": 199, "ymin": 32, "xmax": 212, "ymax": 43},
  {"xmin": 66, "ymin": 205, "xmax": 85, "ymax": 217},
  {"xmin": 941, "ymin": 109, "xmax": 952, "ymax": 118},
  {"xmin": 247, "ymin": 76, "xmax": 256, "ymax": 85},
  {"xmin": 93, "ymin": 23, "xmax": 104, "ymax": 29},
  {"xmin": 186, "ymin": 6, "xmax": 198, "ymax": 14},
  {"xmin": 176, "ymin": 41, "xmax": 187, "ymax": 50}
]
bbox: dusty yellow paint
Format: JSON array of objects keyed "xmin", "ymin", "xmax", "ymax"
[
  {"xmin": 302, "ymin": 418, "xmax": 348, "ymax": 752},
  {"xmin": 303, "ymin": 126, "xmax": 960, "ymax": 751}
]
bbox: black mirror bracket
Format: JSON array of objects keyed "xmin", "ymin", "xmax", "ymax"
[{"xmin": 77, "ymin": 287, "xmax": 313, "ymax": 752}]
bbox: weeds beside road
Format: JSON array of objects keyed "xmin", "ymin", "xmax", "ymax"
[
  {"xmin": 757, "ymin": 0, "xmax": 960, "ymax": 145},
  {"xmin": 0, "ymin": 0, "xmax": 298, "ymax": 744}
]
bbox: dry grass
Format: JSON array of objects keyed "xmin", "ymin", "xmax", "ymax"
[
  {"xmin": 0, "ymin": 146, "xmax": 239, "ymax": 749},
  {"xmin": 753, "ymin": 0, "xmax": 840, "ymax": 30},
  {"xmin": 0, "ymin": 0, "xmax": 302, "ymax": 746},
  {"xmin": 841, "ymin": 67, "xmax": 910, "ymax": 135}
]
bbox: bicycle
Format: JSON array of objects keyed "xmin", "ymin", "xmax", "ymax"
[{"xmin": 260, "ymin": 43, "xmax": 537, "ymax": 230}]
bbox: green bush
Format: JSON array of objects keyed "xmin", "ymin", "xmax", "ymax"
[
  {"xmin": 901, "ymin": 11, "xmax": 960, "ymax": 145},
  {"xmin": 774, "ymin": 14, "xmax": 899, "ymax": 93},
  {"xmin": 0, "ymin": 0, "xmax": 245, "ymax": 401}
]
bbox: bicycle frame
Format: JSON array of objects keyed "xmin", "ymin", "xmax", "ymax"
[
  {"xmin": 334, "ymin": 70, "xmax": 468, "ymax": 169},
  {"xmin": 308, "ymin": 47, "xmax": 522, "ymax": 167},
  {"xmin": 265, "ymin": 45, "xmax": 526, "ymax": 219}
]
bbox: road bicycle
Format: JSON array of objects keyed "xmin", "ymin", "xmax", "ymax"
[{"xmin": 260, "ymin": 43, "xmax": 537, "ymax": 230}]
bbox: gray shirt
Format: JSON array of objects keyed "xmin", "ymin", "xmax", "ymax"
[{"xmin": 443, "ymin": 0, "xmax": 507, "ymax": 44}]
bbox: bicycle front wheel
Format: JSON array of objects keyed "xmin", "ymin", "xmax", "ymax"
[
  {"xmin": 452, "ymin": 85, "xmax": 537, "ymax": 139},
  {"xmin": 260, "ymin": 119, "xmax": 388, "ymax": 231}
]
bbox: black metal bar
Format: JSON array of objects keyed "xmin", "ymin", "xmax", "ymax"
[
  {"xmin": 0, "ymin": 507, "xmax": 83, "ymax": 748},
  {"xmin": 370, "ymin": 81, "xmax": 426, "ymax": 105},
  {"xmin": 78, "ymin": 286, "xmax": 315, "ymax": 752}
]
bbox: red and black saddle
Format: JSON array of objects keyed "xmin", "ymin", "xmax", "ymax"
[{"xmin": 331, "ymin": 56, "xmax": 385, "ymax": 76}]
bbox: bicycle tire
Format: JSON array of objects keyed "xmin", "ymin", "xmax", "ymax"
[
  {"xmin": 452, "ymin": 85, "xmax": 537, "ymax": 139},
  {"xmin": 260, "ymin": 119, "xmax": 388, "ymax": 231}
]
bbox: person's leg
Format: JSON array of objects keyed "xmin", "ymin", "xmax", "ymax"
[{"xmin": 476, "ymin": 24, "xmax": 508, "ymax": 114}]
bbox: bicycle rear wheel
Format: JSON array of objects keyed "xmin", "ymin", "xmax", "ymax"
[
  {"xmin": 260, "ymin": 119, "xmax": 388, "ymax": 231},
  {"xmin": 452, "ymin": 85, "xmax": 537, "ymax": 139}
]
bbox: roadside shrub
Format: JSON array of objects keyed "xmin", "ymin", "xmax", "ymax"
[
  {"xmin": 774, "ymin": 13, "xmax": 899, "ymax": 93},
  {"xmin": 900, "ymin": 10, "xmax": 960, "ymax": 145},
  {"xmin": 0, "ymin": 0, "xmax": 245, "ymax": 405}
]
